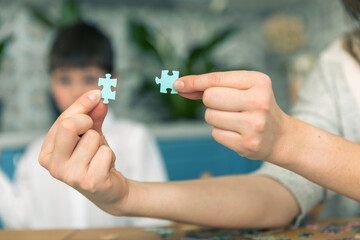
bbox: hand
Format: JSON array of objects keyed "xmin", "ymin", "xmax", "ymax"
[
  {"xmin": 175, "ymin": 71, "xmax": 290, "ymax": 163},
  {"xmin": 39, "ymin": 90, "xmax": 129, "ymax": 216}
]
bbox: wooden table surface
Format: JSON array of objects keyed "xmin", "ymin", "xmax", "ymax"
[{"xmin": 1, "ymin": 217, "xmax": 360, "ymax": 240}]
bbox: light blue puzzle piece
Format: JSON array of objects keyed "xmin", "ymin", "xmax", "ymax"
[
  {"xmin": 98, "ymin": 73, "xmax": 117, "ymax": 104},
  {"xmin": 155, "ymin": 70, "xmax": 179, "ymax": 94}
]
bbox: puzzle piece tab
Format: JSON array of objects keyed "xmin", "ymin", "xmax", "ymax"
[
  {"xmin": 98, "ymin": 73, "xmax": 117, "ymax": 104},
  {"xmin": 155, "ymin": 70, "xmax": 179, "ymax": 94}
]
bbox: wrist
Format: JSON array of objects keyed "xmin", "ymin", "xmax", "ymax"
[
  {"xmin": 117, "ymin": 179, "xmax": 136, "ymax": 216},
  {"xmin": 118, "ymin": 179, "xmax": 147, "ymax": 217},
  {"xmin": 267, "ymin": 113, "xmax": 298, "ymax": 167}
]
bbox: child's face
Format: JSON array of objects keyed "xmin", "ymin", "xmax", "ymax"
[{"xmin": 51, "ymin": 66, "xmax": 105, "ymax": 111}]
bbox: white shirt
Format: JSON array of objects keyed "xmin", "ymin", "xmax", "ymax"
[{"xmin": 0, "ymin": 112, "xmax": 169, "ymax": 229}]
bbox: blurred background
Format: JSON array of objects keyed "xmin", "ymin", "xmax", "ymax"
[{"xmin": 0, "ymin": 0, "xmax": 351, "ymax": 186}]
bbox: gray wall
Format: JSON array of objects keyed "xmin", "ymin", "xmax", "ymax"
[{"xmin": 0, "ymin": 0, "xmax": 351, "ymax": 132}]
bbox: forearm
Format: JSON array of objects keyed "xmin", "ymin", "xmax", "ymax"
[
  {"xmin": 273, "ymin": 116, "xmax": 360, "ymax": 201},
  {"xmin": 123, "ymin": 175, "xmax": 299, "ymax": 228}
]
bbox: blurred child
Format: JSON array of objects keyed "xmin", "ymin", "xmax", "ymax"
[{"xmin": 0, "ymin": 21, "xmax": 168, "ymax": 229}]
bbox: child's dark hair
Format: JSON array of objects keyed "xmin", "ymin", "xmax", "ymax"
[
  {"xmin": 341, "ymin": 0, "xmax": 360, "ymax": 24},
  {"xmin": 49, "ymin": 21, "xmax": 114, "ymax": 73}
]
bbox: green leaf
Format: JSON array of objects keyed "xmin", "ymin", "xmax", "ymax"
[
  {"xmin": 28, "ymin": 5, "xmax": 56, "ymax": 29},
  {"xmin": 29, "ymin": 0, "xmax": 82, "ymax": 29},
  {"xmin": 0, "ymin": 36, "xmax": 13, "ymax": 55},
  {"xmin": 0, "ymin": 35, "xmax": 14, "ymax": 69},
  {"xmin": 129, "ymin": 21, "xmax": 245, "ymax": 120},
  {"xmin": 128, "ymin": 18, "xmax": 164, "ymax": 64},
  {"xmin": 59, "ymin": 0, "xmax": 82, "ymax": 26},
  {"xmin": 186, "ymin": 27, "xmax": 235, "ymax": 73}
]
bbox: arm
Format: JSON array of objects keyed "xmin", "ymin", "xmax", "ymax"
[
  {"xmin": 125, "ymin": 175, "xmax": 298, "ymax": 228},
  {"xmin": 38, "ymin": 90, "xmax": 299, "ymax": 228},
  {"xmin": 175, "ymin": 71, "xmax": 360, "ymax": 201},
  {"xmin": 252, "ymin": 60, "xmax": 347, "ymax": 225},
  {"xmin": 123, "ymin": 126, "xmax": 170, "ymax": 227},
  {"xmin": 275, "ymin": 116, "xmax": 360, "ymax": 201}
]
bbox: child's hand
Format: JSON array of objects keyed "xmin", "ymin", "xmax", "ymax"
[
  {"xmin": 39, "ymin": 90, "xmax": 129, "ymax": 216},
  {"xmin": 175, "ymin": 71, "xmax": 290, "ymax": 163}
]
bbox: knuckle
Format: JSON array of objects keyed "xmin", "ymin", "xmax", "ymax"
[
  {"xmin": 81, "ymin": 114, "xmax": 94, "ymax": 126},
  {"xmin": 63, "ymin": 175, "xmax": 78, "ymax": 187},
  {"xmin": 84, "ymin": 129, "xmax": 101, "ymax": 143},
  {"xmin": 100, "ymin": 144, "xmax": 109, "ymax": 153},
  {"xmin": 102, "ymin": 145, "xmax": 114, "ymax": 158},
  {"xmin": 77, "ymin": 98, "xmax": 90, "ymax": 113},
  {"xmin": 189, "ymin": 78, "xmax": 196, "ymax": 90},
  {"xmin": 255, "ymin": 72, "xmax": 271, "ymax": 86},
  {"xmin": 212, "ymin": 72, "xmax": 223, "ymax": 87},
  {"xmin": 211, "ymin": 128, "xmax": 219, "ymax": 141},
  {"xmin": 202, "ymin": 89, "xmax": 213, "ymax": 107},
  {"xmin": 249, "ymin": 115, "xmax": 266, "ymax": 133},
  {"xmin": 63, "ymin": 169, "xmax": 85, "ymax": 188},
  {"xmin": 86, "ymin": 129, "xmax": 98, "ymax": 137},
  {"xmin": 242, "ymin": 136, "xmax": 261, "ymax": 152},
  {"xmin": 48, "ymin": 164, "xmax": 61, "ymax": 180},
  {"xmin": 204, "ymin": 109, "xmax": 212, "ymax": 124},
  {"xmin": 260, "ymin": 97, "xmax": 271, "ymax": 112},
  {"xmin": 249, "ymin": 95, "xmax": 270, "ymax": 112},
  {"xmin": 38, "ymin": 153, "xmax": 46, "ymax": 167},
  {"xmin": 81, "ymin": 177, "xmax": 98, "ymax": 193},
  {"xmin": 248, "ymin": 95, "xmax": 261, "ymax": 109},
  {"xmin": 59, "ymin": 118, "xmax": 77, "ymax": 133}
]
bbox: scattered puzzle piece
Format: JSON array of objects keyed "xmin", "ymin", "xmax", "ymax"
[
  {"xmin": 155, "ymin": 70, "xmax": 179, "ymax": 94},
  {"xmin": 98, "ymin": 73, "xmax": 117, "ymax": 104},
  {"xmin": 144, "ymin": 227, "xmax": 174, "ymax": 239},
  {"xmin": 297, "ymin": 232, "xmax": 315, "ymax": 238}
]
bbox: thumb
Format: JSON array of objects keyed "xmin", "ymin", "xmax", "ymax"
[
  {"xmin": 88, "ymin": 100, "xmax": 108, "ymax": 134},
  {"xmin": 40, "ymin": 90, "xmax": 102, "ymax": 157}
]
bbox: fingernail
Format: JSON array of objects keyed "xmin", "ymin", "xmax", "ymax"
[
  {"xmin": 88, "ymin": 90, "xmax": 101, "ymax": 101},
  {"xmin": 174, "ymin": 80, "xmax": 184, "ymax": 90}
]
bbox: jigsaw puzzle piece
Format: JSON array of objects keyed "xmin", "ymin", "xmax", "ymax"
[
  {"xmin": 98, "ymin": 73, "xmax": 117, "ymax": 104},
  {"xmin": 155, "ymin": 70, "xmax": 179, "ymax": 94}
]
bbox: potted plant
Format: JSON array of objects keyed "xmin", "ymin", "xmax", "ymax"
[
  {"xmin": 0, "ymin": 23, "xmax": 13, "ymax": 132},
  {"xmin": 128, "ymin": 18, "xmax": 248, "ymax": 121},
  {"xmin": 29, "ymin": 0, "xmax": 82, "ymax": 30}
]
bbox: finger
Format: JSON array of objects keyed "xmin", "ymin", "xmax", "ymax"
[
  {"xmin": 60, "ymin": 90, "xmax": 102, "ymax": 121},
  {"xmin": 212, "ymin": 127, "xmax": 244, "ymax": 156},
  {"xmin": 174, "ymin": 71, "xmax": 268, "ymax": 93},
  {"xmin": 88, "ymin": 145, "xmax": 116, "ymax": 182},
  {"xmin": 205, "ymin": 108, "xmax": 245, "ymax": 133},
  {"xmin": 52, "ymin": 114, "xmax": 94, "ymax": 165},
  {"xmin": 88, "ymin": 101, "xmax": 108, "ymax": 134},
  {"xmin": 40, "ymin": 90, "xmax": 101, "ymax": 164},
  {"xmin": 202, "ymin": 87, "xmax": 256, "ymax": 111},
  {"xmin": 70, "ymin": 129, "xmax": 102, "ymax": 170},
  {"xmin": 212, "ymin": 127, "xmax": 261, "ymax": 160},
  {"xmin": 177, "ymin": 91, "xmax": 204, "ymax": 100}
]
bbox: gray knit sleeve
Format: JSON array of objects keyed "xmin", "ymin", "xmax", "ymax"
[
  {"xmin": 253, "ymin": 163, "xmax": 325, "ymax": 227},
  {"xmin": 253, "ymin": 58, "xmax": 341, "ymax": 227}
]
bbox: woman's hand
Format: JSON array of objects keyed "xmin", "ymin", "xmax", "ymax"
[{"xmin": 175, "ymin": 71, "xmax": 290, "ymax": 163}]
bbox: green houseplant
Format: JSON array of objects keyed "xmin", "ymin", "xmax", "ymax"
[
  {"xmin": 0, "ymin": 36, "xmax": 12, "ymax": 70},
  {"xmin": 0, "ymin": 20, "xmax": 13, "ymax": 131},
  {"xmin": 29, "ymin": 0, "xmax": 249, "ymax": 121},
  {"xmin": 0, "ymin": 20, "xmax": 12, "ymax": 71},
  {"xmin": 29, "ymin": 0, "xmax": 82, "ymax": 30},
  {"xmin": 128, "ymin": 18, "xmax": 243, "ymax": 121}
]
